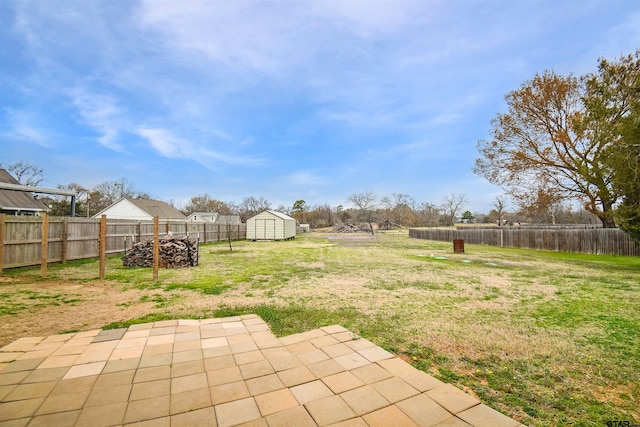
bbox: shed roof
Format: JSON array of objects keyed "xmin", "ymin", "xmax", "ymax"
[
  {"xmin": 265, "ymin": 210, "xmax": 295, "ymax": 221},
  {"xmin": 0, "ymin": 168, "xmax": 49, "ymax": 212}
]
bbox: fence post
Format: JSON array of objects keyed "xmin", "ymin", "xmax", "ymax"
[
  {"xmin": 0, "ymin": 214, "xmax": 5, "ymax": 275},
  {"xmin": 41, "ymin": 214, "xmax": 49, "ymax": 277},
  {"xmin": 61, "ymin": 217, "xmax": 69, "ymax": 264},
  {"xmin": 99, "ymin": 215, "xmax": 106, "ymax": 280},
  {"xmin": 203, "ymin": 223, "xmax": 207, "ymax": 243},
  {"xmin": 153, "ymin": 216, "xmax": 159, "ymax": 281},
  {"xmin": 137, "ymin": 222, "xmax": 142, "ymax": 243}
]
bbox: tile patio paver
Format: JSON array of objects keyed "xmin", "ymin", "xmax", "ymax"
[
  {"xmin": 245, "ymin": 373, "xmax": 285, "ymax": 395},
  {"xmin": 35, "ymin": 389, "xmax": 90, "ymax": 415},
  {"xmin": 340, "ymin": 385, "xmax": 390, "ymax": 416},
  {"xmin": 170, "ymin": 406, "xmax": 216, "ymax": 427},
  {"xmin": 264, "ymin": 404, "xmax": 316, "ymax": 427},
  {"xmin": 0, "ymin": 358, "xmax": 44, "ymax": 373},
  {"xmin": 307, "ymin": 358, "xmax": 344, "ymax": 378},
  {"xmin": 0, "ymin": 316, "xmax": 524, "ymax": 427},
  {"xmin": 426, "ymin": 383, "xmax": 481, "ymax": 414},
  {"xmin": 370, "ymin": 376, "xmax": 420, "ymax": 403},
  {"xmin": 254, "ymin": 388, "xmax": 298, "ymax": 416},
  {"xmin": 362, "ymin": 404, "xmax": 419, "ymax": 427},
  {"xmin": 210, "ymin": 381, "xmax": 251, "ymax": 405},
  {"xmin": 21, "ymin": 367, "xmax": 67, "ymax": 383},
  {"xmin": 305, "ymin": 395, "xmax": 356, "ymax": 426},
  {"xmin": 170, "ymin": 387, "xmax": 212, "ymax": 414},
  {"xmin": 457, "ymin": 403, "xmax": 521, "ymax": 427},
  {"xmin": 321, "ymin": 371, "xmax": 365, "ymax": 394},
  {"xmin": 277, "ymin": 365, "xmax": 315, "ymax": 387},
  {"xmin": 396, "ymin": 393, "xmax": 453, "ymax": 426},
  {"xmin": 28, "ymin": 409, "xmax": 81, "ymax": 427},
  {"xmin": 290, "ymin": 380, "xmax": 334, "ymax": 405},
  {"xmin": 171, "ymin": 372, "xmax": 208, "ymax": 394},
  {"xmin": 123, "ymin": 394, "xmax": 171, "ymax": 424},
  {"xmin": 215, "ymin": 397, "xmax": 261, "ymax": 427}
]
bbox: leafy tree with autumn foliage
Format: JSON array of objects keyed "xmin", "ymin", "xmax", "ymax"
[{"xmin": 474, "ymin": 53, "xmax": 638, "ymax": 231}]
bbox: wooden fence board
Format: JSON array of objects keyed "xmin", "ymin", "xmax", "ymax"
[{"xmin": 409, "ymin": 227, "xmax": 640, "ymax": 256}]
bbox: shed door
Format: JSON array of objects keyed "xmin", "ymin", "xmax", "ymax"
[{"xmin": 255, "ymin": 219, "xmax": 276, "ymax": 239}]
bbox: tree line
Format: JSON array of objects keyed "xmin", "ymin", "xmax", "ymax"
[{"xmin": 0, "ymin": 161, "xmax": 600, "ymax": 230}]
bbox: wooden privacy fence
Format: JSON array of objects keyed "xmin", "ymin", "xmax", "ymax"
[
  {"xmin": 409, "ymin": 227, "xmax": 640, "ymax": 256},
  {"xmin": 0, "ymin": 214, "xmax": 247, "ymax": 273}
]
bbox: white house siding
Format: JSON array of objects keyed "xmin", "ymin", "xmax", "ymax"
[
  {"xmin": 246, "ymin": 210, "xmax": 296, "ymax": 241},
  {"xmin": 186, "ymin": 212, "xmax": 218, "ymax": 222},
  {"xmin": 96, "ymin": 199, "xmax": 151, "ymax": 220},
  {"xmin": 93, "ymin": 198, "xmax": 186, "ymax": 221}
]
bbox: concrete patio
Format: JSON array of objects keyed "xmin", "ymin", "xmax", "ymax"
[{"xmin": 0, "ymin": 315, "xmax": 524, "ymax": 426}]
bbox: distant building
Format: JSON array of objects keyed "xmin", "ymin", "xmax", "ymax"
[
  {"xmin": 0, "ymin": 168, "xmax": 49, "ymax": 216},
  {"xmin": 186, "ymin": 212, "xmax": 242, "ymax": 225},
  {"xmin": 93, "ymin": 197, "xmax": 186, "ymax": 221},
  {"xmin": 297, "ymin": 224, "xmax": 311, "ymax": 233},
  {"xmin": 246, "ymin": 210, "xmax": 296, "ymax": 241},
  {"xmin": 186, "ymin": 212, "xmax": 218, "ymax": 222}
]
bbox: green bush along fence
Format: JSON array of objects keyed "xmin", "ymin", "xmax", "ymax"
[
  {"xmin": 0, "ymin": 214, "xmax": 246, "ymax": 271},
  {"xmin": 409, "ymin": 227, "xmax": 640, "ymax": 256}
]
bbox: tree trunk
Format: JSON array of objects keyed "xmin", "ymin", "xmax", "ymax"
[
  {"xmin": 599, "ymin": 215, "xmax": 616, "ymax": 228},
  {"xmin": 598, "ymin": 200, "xmax": 617, "ymax": 228}
]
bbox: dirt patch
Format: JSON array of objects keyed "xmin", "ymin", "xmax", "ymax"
[{"xmin": 325, "ymin": 235, "xmax": 376, "ymax": 246}]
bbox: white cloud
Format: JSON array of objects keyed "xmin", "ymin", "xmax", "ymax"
[
  {"xmin": 136, "ymin": 127, "xmax": 264, "ymax": 167},
  {"xmin": 285, "ymin": 170, "xmax": 327, "ymax": 186},
  {"xmin": 4, "ymin": 109, "xmax": 51, "ymax": 147},
  {"xmin": 68, "ymin": 88, "xmax": 124, "ymax": 151},
  {"xmin": 136, "ymin": 1, "xmax": 300, "ymax": 74}
]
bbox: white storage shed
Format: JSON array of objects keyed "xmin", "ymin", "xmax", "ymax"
[{"xmin": 246, "ymin": 210, "xmax": 296, "ymax": 241}]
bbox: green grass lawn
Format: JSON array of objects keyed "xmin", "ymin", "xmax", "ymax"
[{"xmin": 3, "ymin": 232, "xmax": 639, "ymax": 426}]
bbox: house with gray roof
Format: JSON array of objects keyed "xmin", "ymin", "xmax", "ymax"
[
  {"xmin": 0, "ymin": 168, "xmax": 49, "ymax": 216},
  {"xmin": 186, "ymin": 212, "xmax": 218, "ymax": 222},
  {"xmin": 92, "ymin": 197, "xmax": 186, "ymax": 221},
  {"xmin": 186, "ymin": 212, "xmax": 242, "ymax": 225}
]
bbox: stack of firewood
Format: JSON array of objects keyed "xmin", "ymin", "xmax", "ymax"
[{"xmin": 122, "ymin": 234, "xmax": 199, "ymax": 268}]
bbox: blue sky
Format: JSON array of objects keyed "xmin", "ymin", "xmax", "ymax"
[{"xmin": 2, "ymin": 1, "xmax": 639, "ymax": 213}]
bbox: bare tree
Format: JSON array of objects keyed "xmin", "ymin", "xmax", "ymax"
[
  {"xmin": 441, "ymin": 193, "xmax": 467, "ymax": 226},
  {"xmin": 90, "ymin": 178, "xmax": 148, "ymax": 213},
  {"xmin": 182, "ymin": 194, "xmax": 233, "ymax": 215},
  {"xmin": 418, "ymin": 202, "xmax": 440, "ymax": 227},
  {"xmin": 347, "ymin": 190, "xmax": 377, "ymax": 235},
  {"xmin": 309, "ymin": 203, "xmax": 334, "ymax": 228},
  {"xmin": 216, "ymin": 215, "xmax": 236, "ymax": 251},
  {"xmin": 381, "ymin": 193, "xmax": 416, "ymax": 227},
  {"xmin": 239, "ymin": 196, "xmax": 271, "ymax": 221},
  {"xmin": 493, "ymin": 196, "xmax": 508, "ymax": 226},
  {"xmin": 5, "ymin": 162, "xmax": 44, "ymax": 186}
]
